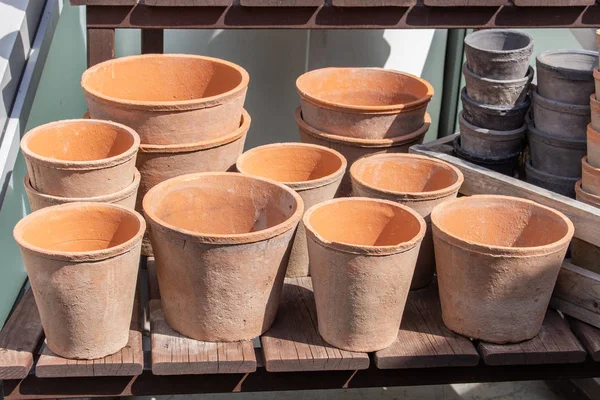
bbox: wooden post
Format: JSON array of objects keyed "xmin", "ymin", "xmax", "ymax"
[
  {"xmin": 87, "ymin": 28, "xmax": 115, "ymax": 67},
  {"xmin": 141, "ymin": 29, "xmax": 164, "ymax": 54}
]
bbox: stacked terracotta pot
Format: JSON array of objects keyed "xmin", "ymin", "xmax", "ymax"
[
  {"xmin": 295, "ymin": 67, "xmax": 434, "ymax": 195},
  {"xmin": 458, "ymin": 30, "xmax": 533, "ymax": 176},
  {"xmin": 81, "ymin": 54, "xmax": 251, "ymax": 256}
]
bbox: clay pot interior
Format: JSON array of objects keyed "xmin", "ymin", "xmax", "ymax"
[
  {"xmin": 465, "ymin": 30, "xmax": 532, "ymax": 54},
  {"xmin": 537, "ymin": 50, "xmax": 597, "ymax": 78}
]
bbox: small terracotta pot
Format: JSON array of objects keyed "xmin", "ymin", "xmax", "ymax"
[
  {"xmin": 304, "ymin": 198, "xmax": 426, "ymax": 352},
  {"xmin": 82, "ymin": 54, "xmax": 249, "ymax": 145},
  {"xmin": 236, "ymin": 143, "xmax": 346, "ymax": 277},
  {"xmin": 143, "ymin": 172, "xmax": 303, "ymax": 342},
  {"xmin": 587, "ymin": 123, "xmax": 600, "ymax": 168},
  {"xmin": 350, "ymin": 153, "xmax": 463, "ymax": 290},
  {"xmin": 532, "ymin": 88, "xmax": 590, "ymax": 140},
  {"xmin": 13, "ymin": 203, "xmax": 145, "ymax": 359},
  {"xmin": 21, "ymin": 119, "xmax": 140, "ymax": 198},
  {"xmin": 296, "ymin": 67, "xmax": 433, "ymax": 140},
  {"xmin": 25, "ymin": 169, "xmax": 140, "ymax": 212},
  {"xmin": 594, "ymin": 68, "xmax": 600, "ymax": 102},
  {"xmin": 575, "ymin": 179, "xmax": 600, "ymax": 208},
  {"xmin": 591, "ymin": 94, "xmax": 600, "ymax": 132},
  {"xmin": 296, "ymin": 107, "xmax": 430, "ymax": 196},
  {"xmin": 432, "ymin": 195, "xmax": 574, "ymax": 344},
  {"xmin": 137, "ymin": 110, "xmax": 250, "ymax": 256},
  {"xmin": 458, "ymin": 111, "xmax": 525, "ymax": 158},
  {"xmin": 582, "ymin": 156, "xmax": 600, "ymax": 196},
  {"xmin": 525, "ymin": 158, "xmax": 578, "ymax": 198}
]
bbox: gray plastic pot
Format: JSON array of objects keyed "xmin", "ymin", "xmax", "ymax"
[
  {"xmin": 463, "ymin": 63, "xmax": 533, "ymax": 106},
  {"xmin": 464, "ymin": 30, "xmax": 533, "ymax": 80},
  {"xmin": 532, "ymin": 88, "xmax": 590, "ymax": 140},
  {"xmin": 536, "ymin": 50, "xmax": 598, "ymax": 105},
  {"xmin": 525, "ymin": 158, "xmax": 578, "ymax": 198},
  {"xmin": 458, "ymin": 111, "xmax": 525, "ymax": 159},
  {"xmin": 461, "ymin": 88, "xmax": 530, "ymax": 131},
  {"xmin": 527, "ymin": 123, "xmax": 586, "ymax": 178}
]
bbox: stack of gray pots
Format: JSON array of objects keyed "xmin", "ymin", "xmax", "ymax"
[
  {"xmin": 457, "ymin": 30, "xmax": 534, "ymax": 176},
  {"xmin": 526, "ymin": 50, "xmax": 597, "ymax": 198}
]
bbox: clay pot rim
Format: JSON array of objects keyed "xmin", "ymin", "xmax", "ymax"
[
  {"xmin": 295, "ymin": 107, "xmax": 430, "ymax": 148},
  {"xmin": 431, "ymin": 195, "xmax": 574, "ymax": 257},
  {"xmin": 20, "ymin": 119, "xmax": 140, "ymax": 170},
  {"xmin": 590, "ymin": 93, "xmax": 600, "ymax": 109},
  {"xmin": 296, "ymin": 67, "xmax": 434, "ymax": 114},
  {"xmin": 461, "ymin": 88, "xmax": 531, "ymax": 112},
  {"xmin": 464, "ymin": 29, "xmax": 534, "ymax": 56},
  {"xmin": 349, "ymin": 153, "xmax": 464, "ymax": 201},
  {"xmin": 525, "ymin": 158, "xmax": 579, "ymax": 184},
  {"xmin": 235, "ymin": 142, "xmax": 347, "ymax": 191},
  {"xmin": 594, "ymin": 67, "xmax": 600, "ymax": 80},
  {"xmin": 24, "ymin": 169, "xmax": 141, "ymax": 204},
  {"xmin": 588, "ymin": 123, "xmax": 600, "ymax": 141},
  {"xmin": 575, "ymin": 179, "xmax": 600, "ymax": 207},
  {"xmin": 303, "ymin": 197, "xmax": 426, "ymax": 256},
  {"xmin": 454, "ymin": 136, "xmax": 520, "ymax": 163},
  {"xmin": 462, "ymin": 63, "xmax": 534, "ymax": 85},
  {"xmin": 459, "ymin": 111, "xmax": 526, "ymax": 137},
  {"xmin": 139, "ymin": 109, "xmax": 250, "ymax": 153},
  {"xmin": 143, "ymin": 172, "xmax": 304, "ymax": 245},
  {"xmin": 582, "ymin": 156, "xmax": 600, "ymax": 176},
  {"xmin": 527, "ymin": 122, "xmax": 587, "ymax": 149},
  {"xmin": 532, "ymin": 89, "xmax": 590, "ymax": 115},
  {"xmin": 537, "ymin": 50, "xmax": 598, "ymax": 81},
  {"xmin": 81, "ymin": 54, "xmax": 250, "ymax": 112},
  {"xmin": 13, "ymin": 202, "xmax": 146, "ymax": 262}
]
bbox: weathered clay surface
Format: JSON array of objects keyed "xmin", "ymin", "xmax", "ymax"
[
  {"xmin": 532, "ymin": 88, "xmax": 590, "ymax": 140},
  {"xmin": 590, "ymin": 94, "xmax": 600, "ymax": 132},
  {"xmin": 527, "ymin": 122, "xmax": 586, "ymax": 178},
  {"xmin": 587, "ymin": 123, "xmax": 600, "ymax": 168},
  {"xmin": 143, "ymin": 172, "xmax": 303, "ymax": 342},
  {"xmin": 582, "ymin": 156, "xmax": 600, "ymax": 196},
  {"xmin": 458, "ymin": 111, "xmax": 525, "ymax": 158},
  {"xmin": 464, "ymin": 30, "xmax": 533, "ymax": 80},
  {"xmin": 463, "ymin": 63, "xmax": 533, "ymax": 106},
  {"xmin": 25, "ymin": 169, "xmax": 140, "ymax": 212},
  {"xmin": 21, "ymin": 119, "xmax": 140, "ymax": 198},
  {"xmin": 536, "ymin": 50, "xmax": 597, "ymax": 105},
  {"xmin": 350, "ymin": 153, "xmax": 463, "ymax": 290},
  {"xmin": 236, "ymin": 143, "xmax": 346, "ymax": 277},
  {"xmin": 304, "ymin": 198, "xmax": 426, "ymax": 352},
  {"xmin": 82, "ymin": 54, "xmax": 249, "ymax": 145},
  {"xmin": 575, "ymin": 179, "xmax": 600, "ymax": 208},
  {"xmin": 137, "ymin": 110, "xmax": 250, "ymax": 256},
  {"xmin": 432, "ymin": 195, "xmax": 574, "ymax": 344},
  {"xmin": 13, "ymin": 203, "xmax": 145, "ymax": 359},
  {"xmin": 296, "ymin": 68, "xmax": 433, "ymax": 139},
  {"xmin": 461, "ymin": 88, "xmax": 529, "ymax": 131},
  {"xmin": 525, "ymin": 158, "xmax": 578, "ymax": 198},
  {"xmin": 594, "ymin": 68, "xmax": 600, "ymax": 103},
  {"xmin": 296, "ymin": 107, "xmax": 430, "ymax": 196},
  {"xmin": 453, "ymin": 137, "xmax": 519, "ymax": 177}
]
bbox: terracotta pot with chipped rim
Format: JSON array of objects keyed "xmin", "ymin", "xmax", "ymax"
[
  {"xmin": 143, "ymin": 172, "xmax": 304, "ymax": 342},
  {"xmin": 21, "ymin": 119, "xmax": 140, "ymax": 198},
  {"xmin": 296, "ymin": 107, "xmax": 430, "ymax": 196},
  {"xmin": 13, "ymin": 202, "xmax": 145, "ymax": 359},
  {"xmin": 576, "ymin": 179, "xmax": 600, "ymax": 208},
  {"xmin": 296, "ymin": 67, "xmax": 433, "ymax": 140},
  {"xmin": 432, "ymin": 195, "xmax": 574, "ymax": 344},
  {"xmin": 82, "ymin": 54, "xmax": 249, "ymax": 145},
  {"xmin": 350, "ymin": 153, "xmax": 463, "ymax": 290},
  {"xmin": 137, "ymin": 109, "xmax": 250, "ymax": 256},
  {"xmin": 587, "ymin": 123, "xmax": 600, "ymax": 168},
  {"xmin": 304, "ymin": 197, "xmax": 426, "ymax": 352},
  {"xmin": 582, "ymin": 156, "xmax": 600, "ymax": 196},
  {"xmin": 236, "ymin": 143, "xmax": 346, "ymax": 277}
]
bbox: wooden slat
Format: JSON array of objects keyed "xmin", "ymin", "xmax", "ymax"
[
  {"xmin": 424, "ymin": 0, "xmax": 506, "ymax": 5},
  {"xmin": 550, "ymin": 297, "xmax": 600, "ymax": 329},
  {"xmin": 374, "ymin": 285, "xmax": 479, "ymax": 369},
  {"xmin": 477, "ymin": 310, "xmax": 586, "ymax": 365},
  {"xmin": 141, "ymin": 29, "xmax": 164, "ymax": 54},
  {"xmin": 569, "ymin": 318, "xmax": 600, "ymax": 362},
  {"xmin": 513, "ymin": 0, "xmax": 595, "ymax": 5},
  {"xmin": 71, "ymin": 0, "xmax": 139, "ymax": 4},
  {"xmin": 87, "ymin": 28, "xmax": 115, "ymax": 67},
  {"xmin": 241, "ymin": 0, "xmax": 323, "ymax": 6},
  {"xmin": 0, "ymin": 290, "xmax": 44, "ymax": 379},
  {"xmin": 332, "ymin": 0, "xmax": 416, "ymax": 6},
  {"xmin": 143, "ymin": 0, "xmax": 233, "ymax": 5},
  {"xmin": 553, "ymin": 260, "xmax": 600, "ymax": 317},
  {"xmin": 146, "ymin": 258, "xmax": 161, "ymax": 300},
  {"xmin": 261, "ymin": 277, "xmax": 369, "ymax": 372},
  {"xmin": 571, "ymin": 237, "xmax": 600, "ymax": 274}
]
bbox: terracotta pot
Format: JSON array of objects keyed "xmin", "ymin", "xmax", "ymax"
[
  {"xmin": 591, "ymin": 94, "xmax": 600, "ymax": 132},
  {"xmin": 575, "ymin": 179, "xmax": 600, "ymax": 208},
  {"xmin": 236, "ymin": 143, "xmax": 346, "ymax": 277},
  {"xmin": 350, "ymin": 153, "xmax": 463, "ymax": 290},
  {"xmin": 25, "ymin": 169, "xmax": 140, "ymax": 212},
  {"xmin": 21, "ymin": 119, "xmax": 140, "ymax": 198},
  {"xmin": 587, "ymin": 123, "xmax": 600, "ymax": 168},
  {"xmin": 461, "ymin": 88, "xmax": 530, "ymax": 131},
  {"xmin": 594, "ymin": 68, "xmax": 600, "ymax": 102},
  {"xmin": 582, "ymin": 156, "xmax": 600, "ymax": 196},
  {"xmin": 13, "ymin": 203, "xmax": 145, "ymax": 359},
  {"xmin": 304, "ymin": 198, "xmax": 426, "ymax": 352},
  {"xmin": 432, "ymin": 195, "xmax": 574, "ymax": 344},
  {"xmin": 296, "ymin": 67, "xmax": 433, "ymax": 140},
  {"xmin": 532, "ymin": 88, "xmax": 590, "ymax": 140},
  {"xmin": 453, "ymin": 136, "xmax": 520, "ymax": 177},
  {"xmin": 137, "ymin": 110, "xmax": 250, "ymax": 256},
  {"xmin": 458, "ymin": 111, "xmax": 525, "ymax": 158},
  {"xmin": 296, "ymin": 107, "xmax": 430, "ymax": 196},
  {"xmin": 143, "ymin": 172, "xmax": 303, "ymax": 342},
  {"xmin": 82, "ymin": 54, "xmax": 249, "ymax": 145},
  {"xmin": 527, "ymin": 122, "xmax": 586, "ymax": 178},
  {"xmin": 463, "ymin": 63, "xmax": 534, "ymax": 106},
  {"xmin": 525, "ymin": 158, "xmax": 578, "ymax": 198}
]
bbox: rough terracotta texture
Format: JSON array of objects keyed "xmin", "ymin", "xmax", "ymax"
[
  {"xmin": 236, "ymin": 143, "xmax": 346, "ymax": 277},
  {"xmin": 304, "ymin": 198, "xmax": 426, "ymax": 352},
  {"xmin": 532, "ymin": 88, "xmax": 590, "ymax": 140},
  {"xmin": 21, "ymin": 119, "xmax": 140, "ymax": 198},
  {"xmin": 137, "ymin": 110, "xmax": 250, "ymax": 256},
  {"xmin": 575, "ymin": 179, "xmax": 600, "ymax": 208},
  {"xmin": 463, "ymin": 63, "xmax": 533, "ymax": 106},
  {"xmin": 13, "ymin": 203, "xmax": 145, "ymax": 359},
  {"xmin": 143, "ymin": 172, "xmax": 304, "ymax": 342},
  {"xmin": 432, "ymin": 195, "xmax": 574, "ymax": 344},
  {"xmin": 82, "ymin": 54, "xmax": 249, "ymax": 145},
  {"xmin": 461, "ymin": 88, "xmax": 529, "ymax": 131},
  {"xmin": 527, "ymin": 122, "xmax": 586, "ymax": 178},
  {"xmin": 594, "ymin": 68, "xmax": 600, "ymax": 104},
  {"xmin": 350, "ymin": 153, "xmax": 463, "ymax": 290},
  {"xmin": 591, "ymin": 94, "xmax": 600, "ymax": 132},
  {"xmin": 296, "ymin": 107, "xmax": 430, "ymax": 196},
  {"xmin": 296, "ymin": 68, "xmax": 433, "ymax": 140},
  {"xmin": 582, "ymin": 156, "xmax": 600, "ymax": 196},
  {"xmin": 587, "ymin": 123, "xmax": 600, "ymax": 168},
  {"xmin": 525, "ymin": 159, "xmax": 578, "ymax": 198},
  {"xmin": 458, "ymin": 111, "xmax": 525, "ymax": 158},
  {"xmin": 25, "ymin": 169, "xmax": 140, "ymax": 212}
]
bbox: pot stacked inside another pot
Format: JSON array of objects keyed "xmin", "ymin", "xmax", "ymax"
[
  {"xmin": 526, "ymin": 49, "xmax": 597, "ymax": 198},
  {"xmin": 458, "ymin": 29, "xmax": 534, "ymax": 177}
]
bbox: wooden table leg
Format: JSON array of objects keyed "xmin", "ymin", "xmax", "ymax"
[
  {"xmin": 142, "ymin": 29, "xmax": 164, "ymax": 54},
  {"xmin": 87, "ymin": 28, "xmax": 115, "ymax": 67}
]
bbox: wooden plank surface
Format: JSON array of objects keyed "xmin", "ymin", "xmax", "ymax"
[
  {"xmin": 513, "ymin": 0, "xmax": 595, "ymax": 5},
  {"xmin": 550, "ymin": 297, "xmax": 600, "ymax": 329},
  {"xmin": 87, "ymin": 28, "xmax": 115, "ymax": 67},
  {"xmin": 571, "ymin": 237, "xmax": 600, "ymax": 274},
  {"xmin": 477, "ymin": 310, "xmax": 586, "ymax": 365},
  {"xmin": 332, "ymin": 0, "xmax": 416, "ymax": 6},
  {"xmin": 143, "ymin": 0, "xmax": 233, "ymax": 5},
  {"xmin": 146, "ymin": 257, "xmax": 160, "ymax": 300},
  {"xmin": 424, "ymin": 0, "xmax": 506, "ymax": 5},
  {"xmin": 0, "ymin": 290, "xmax": 44, "ymax": 379},
  {"xmin": 241, "ymin": 0, "xmax": 324, "ymax": 6},
  {"xmin": 261, "ymin": 277, "xmax": 369, "ymax": 372},
  {"xmin": 553, "ymin": 260, "xmax": 600, "ymax": 317},
  {"xmin": 569, "ymin": 317, "xmax": 600, "ymax": 362}
]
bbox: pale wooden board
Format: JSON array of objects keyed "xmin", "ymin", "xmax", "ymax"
[
  {"xmin": 261, "ymin": 277, "xmax": 369, "ymax": 372},
  {"xmin": 477, "ymin": 310, "xmax": 586, "ymax": 365},
  {"xmin": 0, "ymin": 290, "xmax": 44, "ymax": 379},
  {"xmin": 553, "ymin": 260, "xmax": 600, "ymax": 316},
  {"xmin": 375, "ymin": 285, "xmax": 479, "ymax": 369},
  {"xmin": 568, "ymin": 317, "xmax": 600, "ymax": 362},
  {"xmin": 571, "ymin": 237, "xmax": 600, "ymax": 275},
  {"xmin": 550, "ymin": 297, "xmax": 600, "ymax": 329}
]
